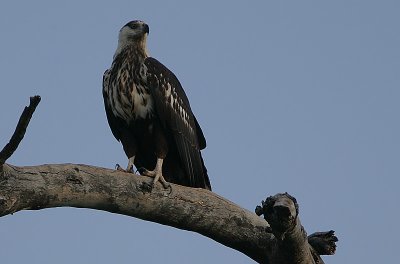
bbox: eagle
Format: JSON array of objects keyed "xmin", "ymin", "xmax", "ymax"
[{"xmin": 102, "ymin": 20, "xmax": 211, "ymax": 190}]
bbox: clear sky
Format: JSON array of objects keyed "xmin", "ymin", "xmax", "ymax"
[{"xmin": 0, "ymin": 1, "xmax": 399, "ymax": 263}]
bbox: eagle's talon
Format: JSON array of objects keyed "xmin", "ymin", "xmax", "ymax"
[
  {"xmin": 147, "ymin": 177, "xmax": 171, "ymax": 191},
  {"xmin": 115, "ymin": 164, "xmax": 124, "ymax": 171},
  {"xmin": 163, "ymin": 182, "xmax": 172, "ymax": 194},
  {"xmin": 156, "ymin": 176, "xmax": 171, "ymax": 190},
  {"xmin": 143, "ymin": 170, "xmax": 153, "ymax": 177},
  {"xmin": 127, "ymin": 165, "xmax": 134, "ymax": 173},
  {"xmin": 137, "ymin": 167, "xmax": 147, "ymax": 175},
  {"xmin": 116, "ymin": 163, "xmax": 135, "ymax": 173}
]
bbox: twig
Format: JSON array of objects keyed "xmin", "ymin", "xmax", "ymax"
[{"xmin": 0, "ymin": 95, "xmax": 41, "ymax": 167}]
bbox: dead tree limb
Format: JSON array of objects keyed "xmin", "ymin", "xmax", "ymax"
[
  {"xmin": 0, "ymin": 95, "xmax": 41, "ymax": 169},
  {"xmin": 256, "ymin": 194, "xmax": 337, "ymax": 263},
  {"xmin": 0, "ymin": 97, "xmax": 337, "ymax": 263}
]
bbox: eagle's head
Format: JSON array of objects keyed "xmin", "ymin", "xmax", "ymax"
[{"xmin": 115, "ymin": 20, "xmax": 150, "ymax": 57}]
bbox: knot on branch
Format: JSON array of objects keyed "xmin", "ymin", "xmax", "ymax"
[
  {"xmin": 256, "ymin": 192, "xmax": 299, "ymax": 239},
  {"xmin": 256, "ymin": 193, "xmax": 338, "ymax": 263}
]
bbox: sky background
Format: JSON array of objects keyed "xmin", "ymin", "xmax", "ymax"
[{"xmin": 0, "ymin": 1, "xmax": 399, "ymax": 263}]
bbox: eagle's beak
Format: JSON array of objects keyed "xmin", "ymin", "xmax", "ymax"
[{"xmin": 143, "ymin": 24, "xmax": 149, "ymax": 34}]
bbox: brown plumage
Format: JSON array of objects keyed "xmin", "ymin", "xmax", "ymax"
[{"xmin": 102, "ymin": 20, "xmax": 211, "ymax": 190}]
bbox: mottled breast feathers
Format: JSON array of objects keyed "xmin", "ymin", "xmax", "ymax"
[
  {"xmin": 103, "ymin": 50, "xmax": 210, "ymax": 190},
  {"xmin": 103, "ymin": 48, "xmax": 153, "ymax": 141}
]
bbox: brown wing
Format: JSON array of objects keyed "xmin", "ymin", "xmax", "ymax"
[{"xmin": 145, "ymin": 57, "xmax": 211, "ymax": 190}]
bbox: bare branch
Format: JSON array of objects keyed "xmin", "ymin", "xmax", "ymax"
[
  {"xmin": 0, "ymin": 95, "xmax": 41, "ymax": 167},
  {"xmin": 0, "ymin": 163, "xmax": 273, "ymax": 263},
  {"xmin": 0, "ymin": 97, "xmax": 338, "ymax": 263}
]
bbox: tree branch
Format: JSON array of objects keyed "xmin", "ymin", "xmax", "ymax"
[
  {"xmin": 1, "ymin": 163, "xmax": 273, "ymax": 262},
  {"xmin": 308, "ymin": 231, "xmax": 338, "ymax": 256},
  {"xmin": 0, "ymin": 95, "xmax": 41, "ymax": 168},
  {"xmin": 0, "ymin": 97, "xmax": 338, "ymax": 263},
  {"xmin": 256, "ymin": 193, "xmax": 337, "ymax": 264}
]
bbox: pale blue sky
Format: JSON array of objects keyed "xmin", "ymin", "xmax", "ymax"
[{"xmin": 1, "ymin": 1, "xmax": 399, "ymax": 263}]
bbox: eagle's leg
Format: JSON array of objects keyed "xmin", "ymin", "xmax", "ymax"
[
  {"xmin": 126, "ymin": 156, "xmax": 135, "ymax": 172},
  {"xmin": 139, "ymin": 122, "xmax": 171, "ymax": 189},
  {"xmin": 117, "ymin": 131, "xmax": 138, "ymax": 173},
  {"xmin": 141, "ymin": 158, "xmax": 171, "ymax": 189}
]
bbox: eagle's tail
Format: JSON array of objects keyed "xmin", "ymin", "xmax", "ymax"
[
  {"xmin": 169, "ymin": 134, "xmax": 211, "ymax": 190},
  {"xmin": 182, "ymin": 138, "xmax": 211, "ymax": 191},
  {"xmin": 199, "ymin": 154, "xmax": 211, "ymax": 191}
]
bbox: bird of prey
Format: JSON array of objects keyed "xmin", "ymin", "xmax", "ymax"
[{"xmin": 103, "ymin": 20, "xmax": 211, "ymax": 190}]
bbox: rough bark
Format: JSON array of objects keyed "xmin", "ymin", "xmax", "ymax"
[
  {"xmin": 0, "ymin": 97, "xmax": 337, "ymax": 263},
  {"xmin": 0, "ymin": 163, "xmax": 273, "ymax": 262}
]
